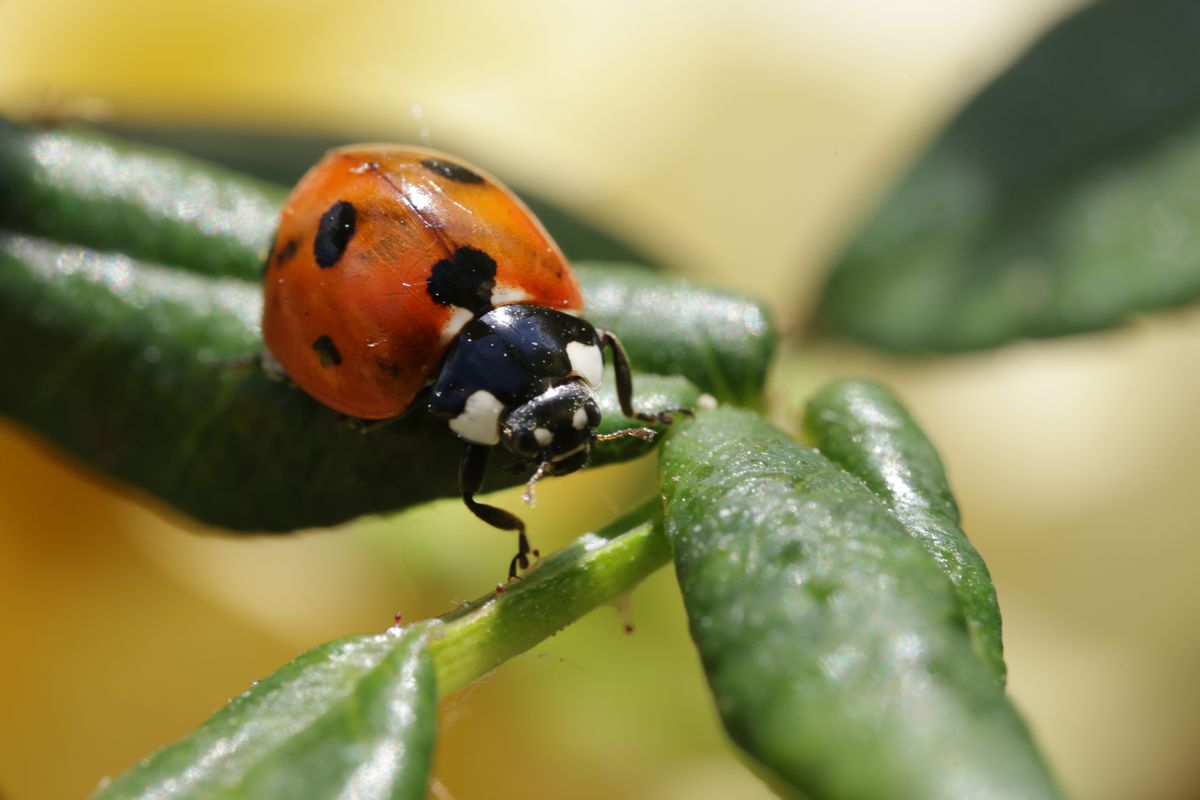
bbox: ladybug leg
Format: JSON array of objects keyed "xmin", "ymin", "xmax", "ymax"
[
  {"xmin": 597, "ymin": 330, "xmax": 694, "ymax": 425},
  {"xmin": 460, "ymin": 444, "xmax": 535, "ymax": 580},
  {"xmin": 259, "ymin": 348, "xmax": 290, "ymax": 382},
  {"xmin": 345, "ymin": 415, "xmax": 399, "ymax": 433}
]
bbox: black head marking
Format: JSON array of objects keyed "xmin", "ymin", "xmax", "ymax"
[
  {"xmin": 312, "ymin": 335, "xmax": 342, "ymax": 367},
  {"xmin": 314, "ymin": 200, "xmax": 356, "ymax": 268},
  {"xmin": 420, "ymin": 158, "xmax": 483, "ymax": 184},
  {"xmin": 427, "ymin": 246, "xmax": 497, "ymax": 316}
]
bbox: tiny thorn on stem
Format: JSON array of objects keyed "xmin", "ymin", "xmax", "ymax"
[{"xmin": 610, "ymin": 590, "xmax": 636, "ymax": 634}]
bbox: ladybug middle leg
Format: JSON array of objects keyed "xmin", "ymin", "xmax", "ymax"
[
  {"xmin": 345, "ymin": 415, "xmax": 400, "ymax": 433},
  {"xmin": 597, "ymin": 330, "xmax": 695, "ymax": 425},
  {"xmin": 459, "ymin": 443, "xmax": 535, "ymax": 580}
]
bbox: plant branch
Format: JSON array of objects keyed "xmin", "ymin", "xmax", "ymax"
[{"xmin": 426, "ymin": 498, "xmax": 669, "ymax": 696}]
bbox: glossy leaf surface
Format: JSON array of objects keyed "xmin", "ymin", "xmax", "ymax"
[
  {"xmin": 95, "ymin": 627, "xmax": 438, "ymax": 800},
  {"xmin": 802, "ymin": 379, "xmax": 1005, "ymax": 684},
  {"xmin": 659, "ymin": 408, "xmax": 1059, "ymax": 799},
  {"xmin": 0, "ymin": 235, "xmax": 713, "ymax": 530}
]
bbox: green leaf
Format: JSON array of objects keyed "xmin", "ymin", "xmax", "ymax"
[
  {"xmin": 801, "ymin": 379, "xmax": 1005, "ymax": 685},
  {"xmin": 102, "ymin": 123, "xmax": 657, "ymax": 266},
  {"xmin": 0, "ymin": 234, "xmax": 715, "ymax": 530},
  {"xmin": 98, "ymin": 503, "xmax": 670, "ymax": 798},
  {"xmin": 95, "ymin": 626, "xmax": 438, "ymax": 800},
  {"xmin": 579, "ymin": 263, "xmax": 774, "ymax": 406},
  {"xmin": 0, "ymin": 120, "xmax": 284, "ymax": 279},
  {"xmin": 659, "ymin": 408, "xmax": 1060, "ymax": 799},
  {"xmin": 816, "ymin": 0, "xmax": 1200, "ymax": 351},
  {"xmin": 0, "ymin": 120, "xmax": 652, "ymax": 276}
]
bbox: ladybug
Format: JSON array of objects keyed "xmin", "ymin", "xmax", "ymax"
[{"xmin": 262, "ymin": 145, "xmax": 686, "ymax": 578}]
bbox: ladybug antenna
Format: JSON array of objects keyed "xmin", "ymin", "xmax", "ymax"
[
  {"xmin": 522, "ymin": 460, "xmax": 553, "ymax": 507},
  {"xmin": 593, "ymin": 427, "xmax": 657, "ymax": 445}
]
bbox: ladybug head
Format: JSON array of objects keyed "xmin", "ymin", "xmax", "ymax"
[{"xmin": 500, "ymin": 381, "xmax": 601, "ymax": 475}]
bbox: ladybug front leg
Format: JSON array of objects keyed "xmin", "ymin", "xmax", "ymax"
[
  {"xmin": 597, "ymin": 329, "xmax": 694, "ymax": 425},
  {"xmin": 459, "ymin": 444, "xmax": 535, "ymax": 580}
]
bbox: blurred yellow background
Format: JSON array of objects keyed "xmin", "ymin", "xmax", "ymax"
[{"xmin": 4, "ymin": 1, "xmax": 1200, "ymax": 798}]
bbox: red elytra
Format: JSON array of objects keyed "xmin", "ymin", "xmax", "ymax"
[{"xmin": 262, "ymin": 145, "xmax": 583, "ymax": 420}]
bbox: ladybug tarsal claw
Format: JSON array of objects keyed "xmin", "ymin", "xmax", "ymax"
[
  {"xmin": 345, "ymin": 415, "xmax": 397, "ymax": 433},
  {"xmin": 506, "ymin": 529, "xmax": 536, "ymax": 581}
]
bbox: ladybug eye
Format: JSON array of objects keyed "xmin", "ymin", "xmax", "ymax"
[{"xmin": 519, "ymin": 431, "xmax": 538, "ymax": 451}]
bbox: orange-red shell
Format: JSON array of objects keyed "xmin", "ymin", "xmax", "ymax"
[{"xmin": 262, "ymin": 146, "xmax": 584, "ymax": 419}]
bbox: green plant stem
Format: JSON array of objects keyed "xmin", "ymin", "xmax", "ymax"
[
  {"xmin": 94, "ymin": 500, "xmax": 673, "ymax": 795},
  {"xmin": 426, "ymin": 499, "xmax": 669, "ymax": 696}
]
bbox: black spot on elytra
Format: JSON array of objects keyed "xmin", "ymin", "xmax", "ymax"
[
  {"xmin": 420, "ymin": 158, "xmax": 483, "ymax": 185},
  {"xmin": 312, "ymin": 335, "xmax": 342, "ymax": 367},
  {"xmin": 314, "ymin": 201, "xmax": 356, "ymax": 268},
  {"xmin": 376, "ymin": 359, "xmax": 404, "ymax": 379},
  {"xmin": 273, "ymin": 238, "xmax": 298, "ymax": 269},
  {"xmin": 426, "ymin": 246, "xmax": 497, "ymax": 316}
]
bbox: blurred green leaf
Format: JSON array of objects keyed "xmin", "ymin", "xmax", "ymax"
[
  {"xmin": 817, "ymin": 0, "xmax": 1200, "ymax": 351},
  {"xmin": 95, "ymin": 626, "xmax": 438, "ymax": 800},
  {"xmin": 0, "ymin": 235, "xmax": 713, "ymax": 530},
  {"xmin": 802, "ymin": 379, "xmax": 1005, "ymax": 685},
  {"xmin": 659, "ymin": 407, "xmax": 1059, "ymax": 799}
]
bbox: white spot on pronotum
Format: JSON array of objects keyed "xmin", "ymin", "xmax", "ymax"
[
  {"xmin": 491, "ymin": 285, "xmax": 533, "ymax": 305},
  {"xmin": 697, "ymin": 393, "xmax": 718, "ymax": 411},
  {"xmin": 572, "ymin": 407, "xmax": 588, "ymax": 430},
  {"xmin": 439, "ymin": 306, "xmax": 475, "ymax": 345},
  {"xmin": 533, "ymin": 427, "xmax": 553, "ymax": 447},
  {"xmin": 449, "ymin": 390, "xmax": 504, "ymax": 445},
  {"xmin": 566, "ymin": 341, "xmax": 603, "ymax": 388}
]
